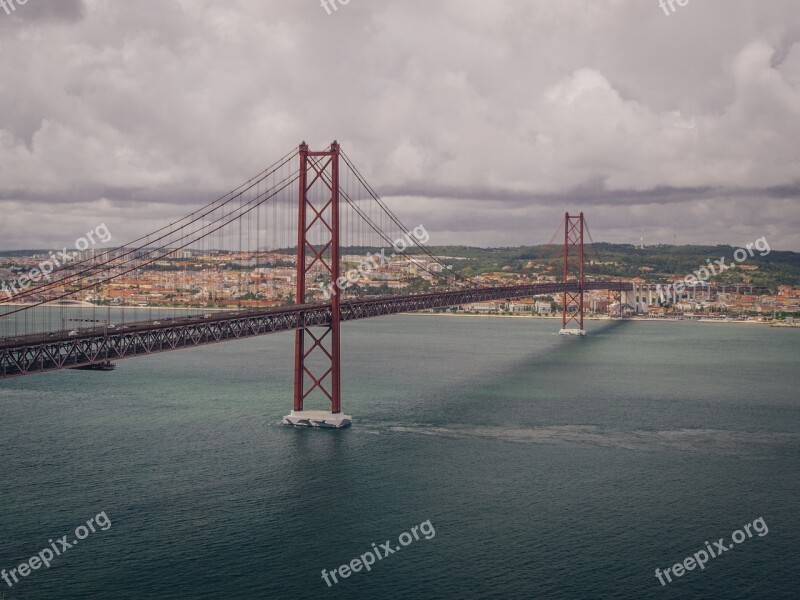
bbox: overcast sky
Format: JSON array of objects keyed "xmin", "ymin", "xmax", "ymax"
[{"xmin": 0, "ymin": 0, "xmax": 799, "ymax": 251}]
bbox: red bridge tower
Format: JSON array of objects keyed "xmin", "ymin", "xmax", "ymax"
[
  {"xmin": 283, "ymin": 142, "xmax": 351, "ymax": 428},
  {"xmin": 559, "ymin": 212, "xmax": 586, "ymax": 336}
]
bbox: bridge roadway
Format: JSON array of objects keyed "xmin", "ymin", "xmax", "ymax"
[{"xmin": 0, "ymin": 281, "xmax": 630, "ymax": 378}]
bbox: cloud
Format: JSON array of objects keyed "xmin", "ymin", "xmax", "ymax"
[{"xmin": 0, "ymin": 0, "xmax": 798, "ymax": 250}]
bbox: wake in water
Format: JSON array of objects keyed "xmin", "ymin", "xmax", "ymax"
[{"xmin": 379, "ymin": 423, "xmax": 800, "ymax": 456}]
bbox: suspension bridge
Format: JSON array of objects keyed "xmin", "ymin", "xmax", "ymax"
[{"xmin": 0, "ymin": 142, "xmax": 631, "ymax": 427}]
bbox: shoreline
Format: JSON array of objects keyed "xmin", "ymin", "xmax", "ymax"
[
  {"xmin": 0, "ymin": 304, "xmax": 239, "ymax": 312},
  {"xmin": 399, "ymin": 312, "xmax": 775, "ymax": 324},
  {"xmin": 400, "ymin": 312, "xmax": 612, "ymax": 321},
  {"xmin": 1, "ymin": 304, "xmax": 785, "ymax": 325},
  {"xmin": 399, "ymin": 312, "xmax": 569, "ymax": 320}
]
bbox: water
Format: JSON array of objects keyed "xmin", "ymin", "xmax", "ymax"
[
  {"xmin": 0, "ymin": 316, "xmax": 798, "ymax": 599},
  {"xmin": 0, "ymin": 306, "xmax": 218, "ymax": 338}
]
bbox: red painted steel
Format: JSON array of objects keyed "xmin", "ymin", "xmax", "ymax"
[
  {"xmin": 0, "ymin": 281, "xmax": 632, "ymax": 379},
  {"xmin": 561, "ymin": 212, "xmax": 585, "ymax": 330},
  {"xmin": 293, "ymin": 142, "xmax": 342, "ymax": 413}
]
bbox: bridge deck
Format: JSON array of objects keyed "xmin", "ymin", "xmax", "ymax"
[{"xmin": 0, "ymin": 282, "xmax": 629, "ymax": 378}]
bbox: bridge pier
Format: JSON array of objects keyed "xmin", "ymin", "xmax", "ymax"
[
  {"xmin": 619, "ymin": 286, "xmax": 638, "ymax": 316},
  {"xmin": 73, "ymin": 360, "xmax": 116, "ymax": 372},
  {"xmin": 283, "ymin": 410, "xmax": 352, "ymax": 428}
]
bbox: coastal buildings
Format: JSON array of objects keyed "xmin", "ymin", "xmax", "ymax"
[{"xmin": 0, "ymin": 249, "xmax": 797, "ymax": 317}]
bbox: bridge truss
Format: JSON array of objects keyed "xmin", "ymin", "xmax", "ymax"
[{"xmin": 0, "ymin": 142, "xmax": 630, "ymax": 426}]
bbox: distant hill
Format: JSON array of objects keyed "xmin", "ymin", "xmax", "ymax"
[
  {"xmin": 2, "ymin": 243, "xmax": 798, "ymax": 289},
  {"xmin": 420, "ymin": 243, "xmax": 800, "ymax": 289}
]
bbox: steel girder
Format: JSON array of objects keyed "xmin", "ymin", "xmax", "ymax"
[{"xmin": 0, "ymin": 281, "xmax": 630, "ymax": 379}]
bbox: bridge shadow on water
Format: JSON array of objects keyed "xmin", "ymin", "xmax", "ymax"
[{"xmin": 358, "ymin": 317, "xmax": 637, "ymax": 433}]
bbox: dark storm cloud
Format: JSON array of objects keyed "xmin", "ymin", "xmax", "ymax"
[
  {"xmin": 381, "ymin": 183, "xmax": 800, "ymax": 210},
  {"xmin": 0, "ymin": 0, "xmax": 799, "ymax": 250},
  {"xmin": 380, "ymin": 182, "xmax": 718, "ymax": 207}
]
